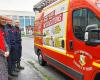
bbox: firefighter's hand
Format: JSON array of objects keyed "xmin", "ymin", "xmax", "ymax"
[{"xmin": 4, "ymin": 51, "xmax": 9, "ymax": 57}]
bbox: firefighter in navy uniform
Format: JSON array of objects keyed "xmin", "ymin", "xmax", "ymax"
[
  {"xmin": 15, "ymin": 20, "xmax": 24, "ymax": 70},
  {"xmin": 5, "ymin": 18, "xmax": 18, "ymax": 77}
]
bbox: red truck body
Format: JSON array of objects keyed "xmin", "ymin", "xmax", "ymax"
[{"xmin": 33, "ymin": 0, "xmax": 100, "ymax": 80}]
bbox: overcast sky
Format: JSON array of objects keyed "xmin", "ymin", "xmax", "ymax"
[{"xmin": 0, "ymin": 0, "xmax": 41, "ymax": 12}]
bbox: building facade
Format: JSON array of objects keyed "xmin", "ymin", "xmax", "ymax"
[{"xmin": 0, "ymin": 10, "xmax": 34, "ymax": 34}]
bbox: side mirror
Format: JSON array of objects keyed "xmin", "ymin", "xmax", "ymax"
[
  {"xmin": 84, "ymin": 24, "xmax": 100, "ymax": 46},
  {"xmin": 84, "ymin": 31, "xmax": 98, "ymax": 46}
]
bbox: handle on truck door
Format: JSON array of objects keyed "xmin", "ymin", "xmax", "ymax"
[{"xmin": 69, "ymin": 40, "xmax": 74, "ymax": 50}]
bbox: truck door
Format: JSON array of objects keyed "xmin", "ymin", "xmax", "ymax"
[{"xmin": 67, "ymin": 7, "xmax": 100, "ymax": 74}]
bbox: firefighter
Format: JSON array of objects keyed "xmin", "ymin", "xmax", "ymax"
[
  {"xmin": 0, "ymin": 16, "xmax": 9, "ymax": 80},
  {"xmin": 15, "ymin": 20, "xmax": 24, "ymax": 70},
  {"xmin": 6, "ymin": 18, "xmax": 18, "ymax": 77}
]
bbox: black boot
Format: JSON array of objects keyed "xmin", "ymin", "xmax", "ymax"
[{"xmin": 17, "ymin": 62, "xmax": 24, "ymax": 70}]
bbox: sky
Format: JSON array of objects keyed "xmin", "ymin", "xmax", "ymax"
[{"xmin": 0, "ymin": 0, "xmax": 41, "ymax": 12}]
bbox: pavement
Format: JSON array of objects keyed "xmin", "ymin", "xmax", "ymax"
[
  {"xmin": 10, "ymin": 61, "xmax": 43, "ymax": 80},
  {"xmin": 10, "ymin": 37, "xmax": 73, "ymax": 80}
]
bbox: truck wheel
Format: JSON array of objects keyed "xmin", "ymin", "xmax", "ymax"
[{"xmin": 38, "ymin": 51, "xmax": 47, "ymax": 66}]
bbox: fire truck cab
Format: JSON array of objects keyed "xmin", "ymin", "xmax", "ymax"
[{"xmin": 33, "ymin": 0, "xmax": 100, "ymax": 80}]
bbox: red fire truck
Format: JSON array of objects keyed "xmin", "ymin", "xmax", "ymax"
[{"xmin": 33, "ymin": 0, "xmax": 100, "ymax": 80}]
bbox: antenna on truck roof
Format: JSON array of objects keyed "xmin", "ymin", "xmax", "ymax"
[{"xmin": 33, "ymin": 0, "xmax": 57, "ymax": 12}]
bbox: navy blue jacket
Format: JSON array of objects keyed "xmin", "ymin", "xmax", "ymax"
[
  {"xmin": 15, "ymin": 26, "xmax": 21, "ymax": 44},
  {"xmin": 6, "ymin": 24, "xmax": 16, "ymax": 46},
  {"xmin": 4, "ymin": 24, "xmax": 11, "ymax": 49}
]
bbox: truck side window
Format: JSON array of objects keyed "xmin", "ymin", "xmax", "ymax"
[
  {"xmin": 73, "ymin": 9, "xmax": 87, "ymax": 40},
  {"xmin": 73, "ymin": 9, "xmax": 100, "ymax": 41},
  {"xmin": 87, "ymin": 10, "xmax": 100, "ymax": 27}
]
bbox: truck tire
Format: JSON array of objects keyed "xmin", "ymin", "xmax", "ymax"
[{"xmin": 38, "ymin": 51, "xmax": 47, "ymax": 66}]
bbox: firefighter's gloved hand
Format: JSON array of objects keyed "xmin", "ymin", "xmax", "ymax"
[{"xmin": 4, "ymin": 51, "xmax": 9, "ymax": 57}]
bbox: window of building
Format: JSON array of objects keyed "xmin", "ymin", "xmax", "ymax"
[
  {"xmin": 13, "ymin": 16, "xmax": 17, "ymax": 20},
  {"xmin": 31, "ymin": 16, "xmax": 34, "ymax": 27},
  {"xmin": 25, "ymin": 16, "xmax": 30, "ymax": 27},
  {"xmin": 19, "ymin": 16, "xmax": 24, "ymax": 28}
]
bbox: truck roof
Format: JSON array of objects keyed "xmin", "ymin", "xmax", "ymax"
[
  {"xmin": 33, "ymin": 0, "xmax": 100, "ymax": 12},
  {"xmin": 33, "ymin": 0, "xmax": 57, "ymax": 11}
]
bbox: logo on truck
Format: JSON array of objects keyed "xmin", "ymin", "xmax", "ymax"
[
  {"xmin": 73, "ymin": 50, "xmax": 93, "ymax": 71},
  {"xmin": 79, "ymin": 54, "xmax": 86, "ymax": 66}
]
